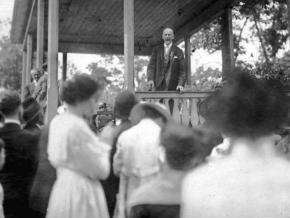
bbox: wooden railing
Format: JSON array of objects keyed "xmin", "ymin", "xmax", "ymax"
[{"xmin": 135, "ymin": 91, "xmax": 212, "ymax": 126}]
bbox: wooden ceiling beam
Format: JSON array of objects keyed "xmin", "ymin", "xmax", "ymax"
[
  {"xmin": 174, "ymin": 0, "xmax": 239, "ymax": 43},
  {"xmin": 22, "ymin": 0, "xmax": 37, "ymax": 51},
  {"xmin": 59, "ymin": 42, "xmax": 152, "ymax": 56},
  {"xmin": 11, "ymin": 0, "xmax": 33, "ymax": 43}
]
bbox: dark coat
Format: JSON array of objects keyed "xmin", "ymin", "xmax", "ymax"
[
  {"xmin": 29, "ymin": 125, "xmax": 56, "ymax": 217},
  {"xmin": 147, "ymin": 44, "xmax": 186, "ymax": 90},
  {"xmin": 101, "ymin": 120, "xmax": 132, "ymax": 218},
  {"xmin": 129, "ymin": 205, "xmax": 180, "ymax": 218},
  {"xmin": 0, "ymin": 123, "xmax": 39, "ymax": 218},
  {"xmin": 128, "ymin": 170, "xmax": 184, "ymax": 218}
]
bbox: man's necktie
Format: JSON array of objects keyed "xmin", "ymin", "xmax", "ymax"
[{"xmin": 164, "ymin": 46, "xmax": 170, "ymax": 63}]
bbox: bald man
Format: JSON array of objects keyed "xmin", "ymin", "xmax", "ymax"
[{"xmin": 147, "ymin": 28, "xmax": 186, "ymax": 91}]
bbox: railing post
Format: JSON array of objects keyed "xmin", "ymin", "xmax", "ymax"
[{"xmin": 185, "ymin": 35, "xmax": 192, "ymax": 88}]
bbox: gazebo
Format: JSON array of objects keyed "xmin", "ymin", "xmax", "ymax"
[{"xmin": 11, "ymin": 0, "xmax": 258, "ymax": 124}]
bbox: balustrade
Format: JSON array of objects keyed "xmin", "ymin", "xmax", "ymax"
[{"xmin": 135, "ymin": 91, "xmax": 212, "ymax": 126}]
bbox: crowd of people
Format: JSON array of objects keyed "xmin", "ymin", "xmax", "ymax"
[{"xmin": 0, "ymin": 69, "xmax": 289, "ymax": 218}]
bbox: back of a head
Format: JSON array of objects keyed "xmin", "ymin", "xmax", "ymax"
[
  {"xmin": 60, "ymin": 74, "xmax": 102, "ymax": 105},
  {"xmin": 0, "ymin": 89, "xmax": 21, "ymax": 117},
  {"xmin": 114, "ymin": 90, "xmax": 138, "ymax": 120},
  {"xmin": 160, "ymin": 122, "xmax": 205, "ymax": 170},
  {"xmin": 207, "ymin": 69, "xmax": 289, "ymax": 138}
]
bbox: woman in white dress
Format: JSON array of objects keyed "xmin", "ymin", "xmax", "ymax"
[{"xmin": 46, "ymin": 74, "xmax": 111, "ymax": 218}]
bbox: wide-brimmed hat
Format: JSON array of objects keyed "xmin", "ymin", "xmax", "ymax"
[
  {"xmin": 114, "ymin": 91, "xmax": 138, "ymax": 120},
  {"xmin": 22, "ymin": 97, "xmax": 42, "ymax": 123},
  {"xmin": 130, "ymin": 102, "xmax": 172, "ymax": 124}
]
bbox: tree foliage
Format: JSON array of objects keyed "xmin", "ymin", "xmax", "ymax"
[
  {"xmin": 191, "ymin": 66, "xmax": 222, "ymax": 91},
  {"xmin": 189, "ymin": 0, "xmax": 290, "ymax": 90},
  {"xmin": 0, "ymin": 35, "xmax": 22, "ymax": 91}
]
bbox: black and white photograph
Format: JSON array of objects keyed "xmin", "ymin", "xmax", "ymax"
[{"xmin": 1, "ymin": 0, "xmax": 290, "ymax": 217}]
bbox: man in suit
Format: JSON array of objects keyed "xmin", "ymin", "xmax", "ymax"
[
  {"xmin": 147, "ymin": 27, "xmax": 186, "ymax": 91},
  {"xmin": 24, "ymin": 69, "xmax": 41, "ymax": 99},
  {"xmin": 0, "ymin": 89, "xmax": 39, "ymax": 218},
  {"xmin": 32, "ymin": 64, "xmax": 47, "ymax": 111}
]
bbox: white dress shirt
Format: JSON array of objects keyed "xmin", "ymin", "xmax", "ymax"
[{"xmin": 164, "ymin": 42, "xmax": 172, "ymax": 59}]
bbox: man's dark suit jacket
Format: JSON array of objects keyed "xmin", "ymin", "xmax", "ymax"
[
  {"xmin": 147, "ymin": 44, "xmax": 186, "ymax": 91},
  {"xmin": 101, "ymin": 119, "xmax": 132, "ymax": 218},
  {"xmin": 0, "ymin": 123, "xmax": 39, "ymax": 218},
  {"xmin": 29, "ymin": 125, "xmax": 56, "ymax": 218}
]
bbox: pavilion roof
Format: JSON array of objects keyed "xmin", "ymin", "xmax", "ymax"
[{"xmin": 11, "ymin": 0, "xmax": 245, "ymax": 55}]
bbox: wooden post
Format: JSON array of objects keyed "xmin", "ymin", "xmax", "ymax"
[
  {"xmin": 288, "ymin": 0, "xmax": 290, "ymax": 47},
  {"xmin": 62, "ymin": 52, "xmax": 67, "ymax": 81},
  {"xmin": 47, "ymin": 0, "xmax": 59, "ymax": 123},
  {"xmin": 124, "ymin": 0, "xmax": 134, "ymax": 91},
  {"xmin": 185, "ymin": 35, "xmax": 192, "ymax": 88},
  {"xmin": 221, "ymin": 8, "xmax": 234, "ymax": 80},
  {"xmin": 26, "ymin": 34, "xmax": 33, "ymax": 85},
  {"xmin": 21, "ymin": 50, "xmax": 27, "ymax": 100},
  {"xmin": 36, "ymin": 0, "xmax": 44, "ymax": 69}
]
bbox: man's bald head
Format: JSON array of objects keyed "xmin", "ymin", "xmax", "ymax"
[{"xmin": 162, "ymin": 28, "xmax": 174, "ymax": 45}]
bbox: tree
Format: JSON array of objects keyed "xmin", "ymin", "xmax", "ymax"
[
  {"xmin": 0, "ymin": 35, "xmax": 22, "ymax": 91},
  {"xmin": 134, "ymin": 56, "xmax": 149, "ymax": 90},
  {"xmin": 188, "ymin": 0, "xmax": 290, "ymax": 90},
  {"xmin": 191, "ymin": 66, "xmax": 222, "ymax": 91},
  {"xmin": 87, "ymin": 62, "xmax": 124, "ymax": 106},
  {"xmin": 190, "ymin": 0, "xmax": 288, "ymax": 61}
]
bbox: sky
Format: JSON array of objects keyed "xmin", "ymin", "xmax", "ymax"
[
  {"xmin": 0, "ymin": 0, "xmax": 13, "ymax": 21},
  {"xmin": 0, "ymin": 0, "xmax": 14, "ymax": 36}
]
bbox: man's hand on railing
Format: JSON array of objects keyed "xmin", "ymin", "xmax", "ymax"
[{"xmin": 176, "ymin": 85, "xmax": 184, "ymax": 93}]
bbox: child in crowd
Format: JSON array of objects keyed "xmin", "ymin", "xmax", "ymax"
[{"xmin": 128, "ymin": 122, "xmax": 207, "ymax": 218}]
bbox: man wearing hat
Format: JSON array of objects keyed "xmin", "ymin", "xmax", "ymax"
[
  {"xmin": 113, "ymin": 102, "xmax": 171, "ymax": 218},
  {"xmin": 0, "ymin": 89, "xmax": 39, "ymax": 218},
  {"xmin": 100, "ymin": 90, "xmax": 139, "ymax": 218}
]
